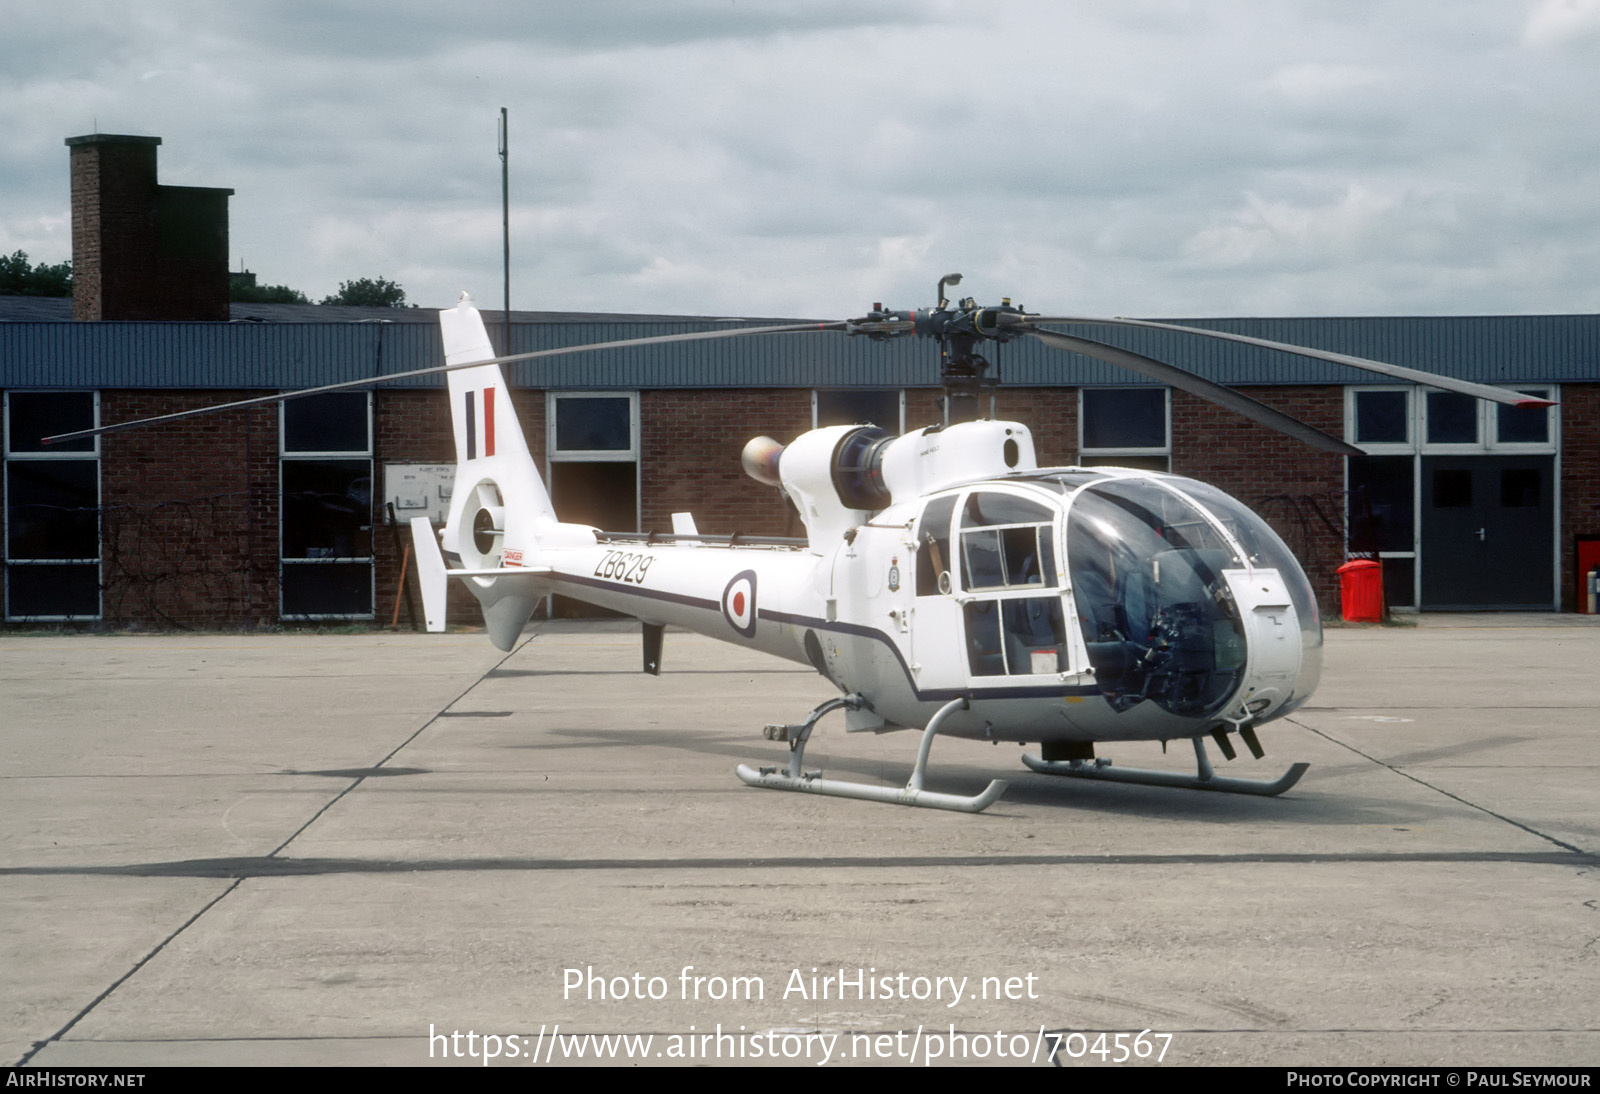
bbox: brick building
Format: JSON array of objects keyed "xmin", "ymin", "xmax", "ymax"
[
  {"xmin": 2, "ymin": 133, "xmax": 1596, "ymax": 627},
  {"xmin": 4, "ymin": 310, "xmax": 1594, "ymax": 626}
]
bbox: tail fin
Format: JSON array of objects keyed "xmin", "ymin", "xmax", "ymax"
[
  {"xmin": 439, "ymin": 295, "xmax": 556, "ymax": 538},
  {"xmin": 434, "ymin": 295, "xmax": 554, "ymax": 650}
]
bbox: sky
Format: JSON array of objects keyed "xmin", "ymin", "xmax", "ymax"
[{"xmin": 3, "ymin": 0, "xmax": 1598, "ymax": 320}]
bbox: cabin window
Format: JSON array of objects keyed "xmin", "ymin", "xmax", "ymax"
[
  {"xmin": 280, "ymin": 392, "xmax": 373, "ymax": 619},
  {"xmin": 4, "ymin": 391, "xmax": 101, "ymax": 620},
  {"xmin": 960, "ymin": 526, "xmax": 1057, "ymax": 590},
  {"xmin": 958, "ymin": 492, "xmax": 1058, "ymax": 591},
  {"xmin": 951, "ymin": 489, "xmax": 1067, "ymax": 676},
  {"xmin": 915, "ymin": 495, "xmax": 956, "ymax": 596},
  {"xmin": 964, "ymin": 596, "xmax": 1067, "ymax": 677}
]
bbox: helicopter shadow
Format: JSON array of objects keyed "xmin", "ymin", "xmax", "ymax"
[
  {"xmin": 487, "ymin": 666, "xmax": 815, "ymax": 678},
  {"xmin": 501, "ymin": 724, "xmax": 1456, "ymax": 829}
]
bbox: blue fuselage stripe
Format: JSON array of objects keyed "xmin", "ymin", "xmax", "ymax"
[{"xmin": 538, "ymin": 570, "xmax": 1103, "ymax": 703}]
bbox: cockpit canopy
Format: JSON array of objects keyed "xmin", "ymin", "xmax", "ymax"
[
  {"xmin": 914, "ymin": 469, "xmax": 1322, "ymax": 720},
  {"xmin": 1065, "ymin": 477, "xmax": 1249, "ymax": 717}
]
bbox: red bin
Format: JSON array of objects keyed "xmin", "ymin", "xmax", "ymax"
[{"xmin": 1337, "ymin": 559, "xmax": 1384, "ymax": 622}]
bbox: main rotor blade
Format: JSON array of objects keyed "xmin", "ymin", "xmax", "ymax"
[
  {"xmin": 1027, "ymin": 316, "xmax": 1556, "ymax": 409},
  {"xmin": 44, "ymin": 319, "xmax": 848, "ymax": 445},
  {"xmin": 1024, "ymin": 328, "xmax": 1363, "ymax": 456}
]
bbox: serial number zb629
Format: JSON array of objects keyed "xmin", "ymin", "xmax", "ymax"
[{"xmin": 594, "ymin": 550, "xmax": 655, "ymax": 584}]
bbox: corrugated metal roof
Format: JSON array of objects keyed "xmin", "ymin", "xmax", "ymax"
[{"xmin": 2, "ymin": 311, "xmax": 1597, "ymax": 390}]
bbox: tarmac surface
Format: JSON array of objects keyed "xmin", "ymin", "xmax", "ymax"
[{"xmin": 3, "ymin": 615, "xmax": 1598, "ymax": 1068}]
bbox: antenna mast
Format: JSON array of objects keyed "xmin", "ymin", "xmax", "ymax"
[{"xmin": 499, "ymin": 107, "xmax": 511, "ymax": 355}]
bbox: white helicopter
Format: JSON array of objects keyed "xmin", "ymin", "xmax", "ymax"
[
  {"xmin": 405, "ymin": 282, "xmax": 1554, "ymax": 814},
  {"xmin": 51, "ymin": 277, "xmax": 1554, "ymax": 814}
]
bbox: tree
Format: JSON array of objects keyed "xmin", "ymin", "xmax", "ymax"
[
  {"xmin": 230, "ymin": 280, "xmax": 309, "ymax": 304},
  {"xmin": 321, "ymin": 277, "xmax": 407, "ymax": 307},
  {"xmin": 0, "ymin": 251, "xmax": 72, "ymax": 296}
]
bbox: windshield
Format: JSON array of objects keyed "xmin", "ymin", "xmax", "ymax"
[
  {"xmin": 1156, "ymin": 476, "xmax": 1322, "ymax": 709},
  {"xmin": 1065, "ymin": 477, "xmax": 1247, "ymax": 718}
]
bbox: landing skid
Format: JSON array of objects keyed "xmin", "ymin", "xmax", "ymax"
[
  {"xmin": 1020, "ymin": 736, "xmax": 1309, "ymax": 797},
  {"xmin": 735, "ymin": 696, "xmax": 1007, "ymax": 813}
]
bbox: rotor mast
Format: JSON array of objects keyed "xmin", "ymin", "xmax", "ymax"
[{"xmin": 845, "ymin": 272, "xmax": 1030, "ymax": 425}]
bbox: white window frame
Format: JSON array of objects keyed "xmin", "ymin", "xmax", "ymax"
[
  {"xmin": 4, "ymin": 390, "xmax": 102, "ymax": 621},
  {"xmin": 547, "ymin": 391, "xmax": 640, "ymax": 462},
  {"xmin": 546, "ymin": 391, "xmax": 641, "ymax": 532},
  {"xmin": 1346, "ymin": 383, "xmax": 1559, "ymax": 457},
  {"xmin": 279, "ymin": 391, "xmax": 375, "ymax": 621},
  {"xmin": 1344, "ymin": 386, "xmax": 1414, "ymax": 454},
  {"xmin": 1077, "ymin": 387, "xmax": 1170, "ymax": 469},
  {"xmin": 1345, "ymin": 383, "xmax": 1561, "ymax": 611},
  {"xmin": 1487, "ymin": 386, "xmax": 1559, "ymax": 454}
]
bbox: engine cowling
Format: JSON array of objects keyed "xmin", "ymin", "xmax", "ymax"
[{"xmin": 745, "ymin": 419, "xmax": 1039, "ymax": 551}]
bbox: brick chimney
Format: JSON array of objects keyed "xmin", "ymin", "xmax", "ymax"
[{"xmin": 66, "ymin": 133, "xmax": 234, "ymax": 321}]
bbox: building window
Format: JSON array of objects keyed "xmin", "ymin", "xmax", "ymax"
[
  {"xmin": 555, "ymin": 394, "xmax": 632, "ymax": 453},
  {"xmin": 4, "ymin": 392, "xmax": 101, "ymax": 620},
  {"xmin": 547, "ymin": 392, "xmax": 638, "ymax": 532},
  {"xmin": 280, "ymin": 392, "xmax": 373, "ymax": 618},
  {"xmin": 1355, "ymin": 385, "xmax": 1560, "ymax": 454},
  {"xmin": 1353, "ymin": 389, "xmax": 1410, "ymax": 445},
  {"xmin": 1426, "ymin": 391, "xmax": 1479, "ymax": 446},
  {"xmin": 1079, "ymin": 387, "xmax": 1169, "ymax": 471},
  {"xmin": 1347, "ymin": 388, "xmax": 1414, "ymax": 453},
  {"xmin": 814, "ymin": 390, "xmax": 904, "ymax": 433},
  {"xmin": 1494, "ymin": 389, "xmax": 1554, "ymax": 447}
]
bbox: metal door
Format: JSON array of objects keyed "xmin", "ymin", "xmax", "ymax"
[{"xmin": 1420, "ymin": 456, "xmax": 1553, "ymax": 609}]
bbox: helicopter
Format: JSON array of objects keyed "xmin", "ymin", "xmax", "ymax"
[{"xmin": 48, "ymin": 276, "xmax": 1555, "ymax": 814}]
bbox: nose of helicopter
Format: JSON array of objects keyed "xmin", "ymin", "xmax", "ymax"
[
  {"xmin": 1155, "ymin": 474, "xmax": 1326, "ymax": 718},
  {"xmin": 1064, "ymin": 472, "xmax": 1324, "ymax": 724},
  {"xmin": 1224, "ymin": 566, "xmax": 1320, "ymax": 721}
]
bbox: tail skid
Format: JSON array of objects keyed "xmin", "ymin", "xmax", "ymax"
[{"xmin": 408, "ymin": 516, "xmax": 551, "ymax": 637}]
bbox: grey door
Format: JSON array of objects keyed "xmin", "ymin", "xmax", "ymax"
[{"xmin": 1421, "ymin": 456, "xmax": 1553, "ymax": 609}]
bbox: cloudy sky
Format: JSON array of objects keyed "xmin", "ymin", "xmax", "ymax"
[{"xmin": 3, "ymin": 0, "xmax": 1598, "ymax": 319}]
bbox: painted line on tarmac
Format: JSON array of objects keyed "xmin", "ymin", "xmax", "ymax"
[
  {"xmin": 1292, "ymin": 718, "xmax": 1591, "ymax": 856},
  {"xmin": 6, "ymin": 848, "xmax": 1596, "ymax": 880}
]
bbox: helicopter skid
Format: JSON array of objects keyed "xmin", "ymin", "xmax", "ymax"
[
  {"xmin": 737, "ymin": 695, "xmax": 1007, "ymax": 814},
  {"xmin": 1021, "ymin": 737, "xmax": 1308, "ymax": 797},
  {"xmin": 734, "ymin": 764, "xmax": 1007, "ymax": 813}
]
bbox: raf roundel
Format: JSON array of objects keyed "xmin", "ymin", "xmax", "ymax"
[{"xmin": 721, "ymin": 570, "xmax": 758, "ymax": 639}]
